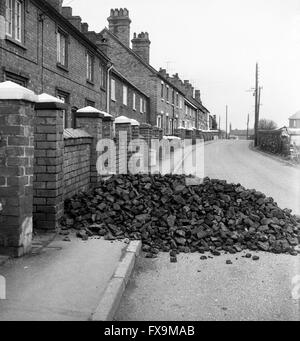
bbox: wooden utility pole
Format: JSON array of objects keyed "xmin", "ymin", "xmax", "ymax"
[
  {"xmin": 254, "ymin": 63, "xmax": 259, "ymax": 147},
  {"xmin": 247, "ymin": 113, "xmax": 250, "ymax": 140},
  {"xmin": 226, "ymin": 105, "xmax": 228, "ymax": 139}
]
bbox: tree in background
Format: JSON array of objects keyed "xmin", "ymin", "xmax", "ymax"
[{"xmin": 258, "ymin": 119, "xmax": 278, "ymax": 130}]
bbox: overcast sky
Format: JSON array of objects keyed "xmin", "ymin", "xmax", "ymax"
[{"xmin": 64, "ymin": 0, "xmax": 300, "ymax": 130}]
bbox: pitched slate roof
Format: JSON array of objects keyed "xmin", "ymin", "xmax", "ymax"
[{"xmin": 289, "ymin": 111, "xmax": 300, "ymax": 120}]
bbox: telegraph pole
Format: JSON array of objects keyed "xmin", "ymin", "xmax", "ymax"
[
  {"xmin": 225, "ymin": 105, "xmax": 228, "ymax": 139},
  {"xmin": 254, "ymin": 63, "xmax": 259, "ymax": 147},
  {"xmin": 247, "ymin": 113, "xmax": 250, "ymax": 140}
]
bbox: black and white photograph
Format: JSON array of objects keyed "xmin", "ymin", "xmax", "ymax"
[{"xmin": 0, "ymin": 0, "xmax": 299, "ymax": 325}]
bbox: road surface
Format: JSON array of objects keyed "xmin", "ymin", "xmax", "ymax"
[{"xmin": 115, "ymin": 140, "xmax": 300, "ymax": 321}]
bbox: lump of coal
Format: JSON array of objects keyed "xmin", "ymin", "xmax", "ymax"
[{"xmin": 62, "ymin": 174, "xmax": 300, "ymax": 258}]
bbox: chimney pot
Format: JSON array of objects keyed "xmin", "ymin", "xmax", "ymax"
[
  {"xmin": 131, "ymin": 31, "xmax": 151, "ymax": 64},
  {"xmin": 108, "ymin": 8, "xmax": 131, "ymax": 47}
]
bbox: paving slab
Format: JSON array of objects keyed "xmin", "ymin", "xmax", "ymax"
[{"xmin": 0, "ymin": 235, "xmax": 126, "ymax": 321}]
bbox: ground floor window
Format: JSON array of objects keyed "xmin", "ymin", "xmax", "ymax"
[
  {"xmin": 56, "ymin": 90, "xmax": 70, "ymax": 129},
  {"xmin": 5, "ymin": 71, "xmax": 27, "ymax": 87}
]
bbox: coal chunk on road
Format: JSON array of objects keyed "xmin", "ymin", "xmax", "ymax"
[{"xmin": 61, "ymin": 174, "xmax": 300, "ymax": 259}]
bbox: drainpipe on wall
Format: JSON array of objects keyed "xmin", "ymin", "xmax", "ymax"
[{"xmin": 106, "ymin": 64, "xmax": 113, "ymax": 114}]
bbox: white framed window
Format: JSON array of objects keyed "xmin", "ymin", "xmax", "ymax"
[
  {"xmin": 6, "ymin": 0, "xmax": 13, "ymax": 37},
  {"xmin": 133, "ymin": 92, "xmax": 136, "ymax": 110},
  {"xmin": 157, "ymin": 115, "xmax": 162, "ymax": 129},
  {"xmin": 161, "ymin": 82, "xmax": 164, "ymax": 98},
  {"xmin": 6, "ymin": 0, "xmax": 24, "ymax": 42},
  {"xmin": 111, "ymin": 79, "xmax": 116, "ymax": 101},
  {"xmin": 14, "ymin": 0, "xmax": 21, "ymax": 42},
  {"xmin": 166, "ymin": 85, "xmax": 169, "ymax": 102},
  {"xmin": 169, "ymin": 119, "xmax": 173, "ymax": 134},
  {"xmin": 122, "ymin": 85, "xmax": 128, "ymax": 106},
  {"xmin": 99, "ymin": 64, "xmax": 106, "ymax": 89},
  {"xmin": 140, "ymin": 97, "xmax": 143, "ymax": 113},
  {"xmin": 143, "ymin": 99, "xmax": 146, "ymax": 113},
  {"xmin": 179, "ymin": 97, "xmax": 183, "ymax": 109},
  {"xmin": 86, "ymin": 53, "xmax": 94, "ymax": 82},
  {"xmin": 57, "ymin": 31, "xmax": 67, "ymax": 66}
]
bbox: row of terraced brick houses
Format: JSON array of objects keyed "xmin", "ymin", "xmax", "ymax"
[
  {"xmin": 0, "ymin": 0, "xmax": 218, "ymax": 256},
  {"xmin": 0, "ymin": 0, "xmax": 217, "ymax": 134}
]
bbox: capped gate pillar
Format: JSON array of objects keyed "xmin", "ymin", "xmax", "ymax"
[{"xmin": 0, "ymin": 81, "xmax": 37, "ymax": 257}]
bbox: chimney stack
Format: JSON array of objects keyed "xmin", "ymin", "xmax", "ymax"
[
  {"xmin": 81, "ymin": 23, "xmax": 89, "ymax": 33},
  {"xmin": 108, "ymin": 8, "xmax": 131, "ymax": 47},
  {"xmin": 46, "ymin": 0, "xmax": 63, "ymax": 13},
  {"xmin": 132, "ymin": 32, "xmax": 151, "ymax": 63},
  {"xmin": 195, "ymin": 90, "xmax": 201, "ymax": 103}
]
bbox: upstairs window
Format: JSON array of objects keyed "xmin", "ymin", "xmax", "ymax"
[
  {"xmin": 123, "ymin": 85, "xmax": 128, "ymax": 106},
  {"xmin": 100, "ymin": 64, "xmax": 106, "ymax": 89},
  {"xmin": 166, "ymin": 86, "xmax": 169, "ymax": 102},
  {"xmin": 57, "ymin": 30, "xmax": 67, "ymax": 67},
  {"xmin": 140, "ymin": 98, "xmax": 143, "ymax": 113},
  {"xmin": 6, "ymin": 0, "xmax": 13, "ymax": 37},
  {"xmin": 5, "ymin": 0, "xmax": 24, "ymax": 43},
  {"xmin": 111, "ymin": 79, "xmax": 116, "ymax": 101},
  {"xmin": 133, "ymin": 93, "xmax": 136, "ymax": 110},
  {"xmin": 157, "ymin": 116, "xmax": 162, "ymax": 129},
  {"xmin": 161, "ymin": 82, "xmax": 164, "ymax": 98},
  {"xmin": 14, "ymin": 0, "xmax": 21, "ymax": 41},
  {"xmin": 179, "ymin": 97, "xmax": 183, "ymax": 109},
  {"xmin": 86, "ymin": 53, "xmax": 94, "ymax": 82}
]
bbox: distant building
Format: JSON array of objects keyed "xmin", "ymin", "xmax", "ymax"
[
  {"xmin": 230, "ymin": 129, "xmax": 254, "ymax": 140},
  {"xmin": 289, "ymin": 111, "xmax": 300, "ymax": 128}
]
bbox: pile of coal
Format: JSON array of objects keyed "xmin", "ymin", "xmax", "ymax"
[{"xmin": 61, "ymin": 174, "xmax": 300, "ymax": 258}]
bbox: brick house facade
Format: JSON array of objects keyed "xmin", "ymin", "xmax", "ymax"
[
  {"xmin": 289, "ymin": 111, "xmax": 300, "ymax": 129},
  {"xmin": 109, "ymin": 68, "xmax": 149, "ymax": 123},
  {"xmin": 0, "ymin": 0, "xmax": 149, "ymax": 128},
  {"xmin": 100, "ymin": 8, "xmax": 213, "ymax": 135},
  {"xmin": 0, "ymin": 0, "xmax": 112, "ymax": 128}
]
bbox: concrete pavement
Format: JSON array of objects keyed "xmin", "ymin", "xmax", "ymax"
[
  {"xmin": 0, "ymin": 233, "xmax": 127, "ymax": 321},
  {"xmin": 115, "ymin": 140, "xmax": 300, "ymax": 321}
]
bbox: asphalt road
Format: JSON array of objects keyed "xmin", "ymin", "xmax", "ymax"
[{"xmin": 115, "ymin": 140, "xmax": 300, "ymax": 321}]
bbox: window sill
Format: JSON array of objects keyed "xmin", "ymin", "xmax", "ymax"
[
  {"xmin": 86, "ymin": 80, "xmax": 95, "ymax": 86},
  {"xmin": 100, "ymin": 87, "xmax": 106, "ymax": 92},
  {"xmin": 5, "ymin": 36, "xmax": 27, "ymax": 50},
  {"xmin": 57, "ymin": 63, "xmax": 69, "ymax": 72}
]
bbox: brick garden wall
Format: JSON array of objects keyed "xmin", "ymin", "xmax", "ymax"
[{"xmin": 63, "ymin": 135, "xmax": 92, "ymax": 200}]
